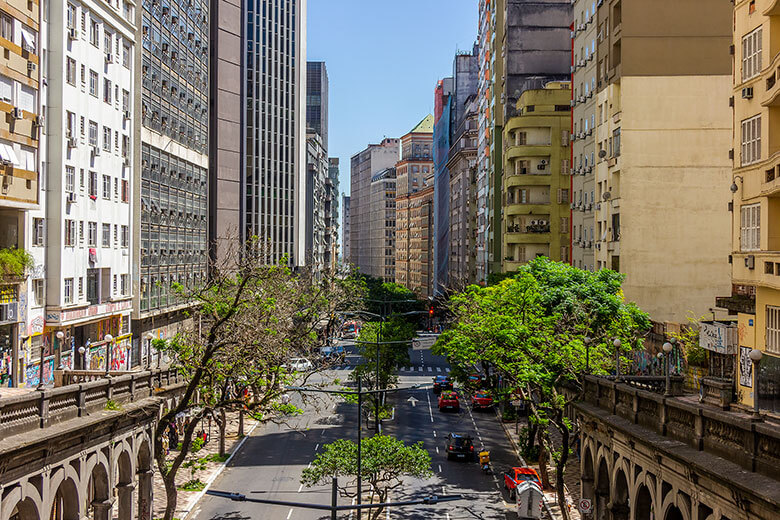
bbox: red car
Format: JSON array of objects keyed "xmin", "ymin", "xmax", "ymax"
[
  {"xmin": 504, "ymin": 466, "xmax": 542, "ymax": 498},
  {"xmin": 438, "ymin": 390, "xmax": 460, "ymax": 412},
  {"xmin": 471, "ymin": 390, "xmax": 494, "ymax": 410}
]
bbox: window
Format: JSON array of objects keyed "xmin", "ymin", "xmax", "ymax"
[
  {"xmin": 122, "ymin": 89, "xmax": 129, "ymax": 112},
  {"xmin": 88, "ymin": 121, "xmax": 98, "ymax": 146},
  {"xmin": 102, "ymin": 223, "xmax": 111, "ymax": 247},
  {"xmin": 67, "ymin": 4, "xmax": 77, "ymax": 29},
  {"xmin": 88, "ymin": 170, "xmax": 97, "ymax": 197},
  {"xmin": 66, "ymin": 58, "xmax": 77, "ymax": 85},
  {"xmin": 113, "ymin": 274, "xmax": 117, "ymax": 294},
  {"xmin": 768, "ymin": 306, "xmax": 780, "ymax": 354},
  {"xmin": 741, "ymin": 115, "xmax": 761, "ymax": 165},
  {"xmin": 120, "ymin": 274, "xmax": 128, "ymax": 296},
  {"xmin": 742, "ymin": 28, "xmax": 762, "ymax": 82},
  {"xmin": 64, "ymin": 278, "xmax": 74, "ymax": 304},
  {"xmin": 121, "ymin": 179, "xmax": 129, "ymax": 202},
  {"xmin": 90, "ymin": 19, "xmax": 99, "ymax": 47},
  {"xmin": 65, "ymin": 166, "xmax": 75, "ymax": 193},
  {"xmin": 740, "ymin": 203, "xmax": 761, "ymax": 251},
  {"xmin": 65, "ymin": 219, "xmax": 76, "ymax": 246},
  {"xmin": 123, "ymin": 43, "xmax": 130, "ymax": 68},
  {"xmin": 121, "ymin": 225, "xmax": 129, "ymax": 247},
  {"xmin": 79, "ymin": 221, "xmax": 84, "ymax": 244},
  {"xmin": 78, "ymin": 277, "xmax": 83, "ymax": 297},
  {"xmin": 32, "ymin": 279, "xmax": 44, "ymax": 306},
  {"xmin": 80, "ymin": 65, "xmax": 85, "ymax": 88},
  {"xmin": 102, "ymin": 174, "xmax": 111, "ymax": 199},
  {"xmin": 89, "ymin": 70, "xmax": 98, "ymax": 97},
  {"xmin": 113, "ymin": 224, "xmax": 118, "ymax": 245},
  {"xmin": 104, "ymin": 31, "xmax": 112, "ymax": 55},
  {"xmin": 613, "ymin": 128, "xmax": 621, "ymax": 156},
  {"xmin": 33, "ymin": 218, "xmax": 44, "ymax": 246},
  {"xmin": 102, "ymin": 126, "xmax": 111, "ymax": 151},
  {"xmin": 88, "ymin": 222, "xmax": 97, "ymax": 246},
  {"xmin": 103, "ymin": 78, "xmax": 112, "ymax": 104},
  {"xmin": 0, "ymin": 11, "xmax": 11, "ymax": 41}
]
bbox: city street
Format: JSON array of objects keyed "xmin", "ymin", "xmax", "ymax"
[{"xmin": 190, "ymin": 338, "xmax": 519, "ymax": 520}]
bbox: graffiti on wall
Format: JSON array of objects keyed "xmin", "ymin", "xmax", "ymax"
[{"xmin": 739, "ymin": 346, "xmax": 753, "ymax": 387}]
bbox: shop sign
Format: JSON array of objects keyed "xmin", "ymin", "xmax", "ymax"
[
  {"xmin": 46, "ymin": 300, "xmax": 132, "ymax": 324},
  {"xmin": 699, "ymin": 322, "xmax": 737, "ymax": 355}
]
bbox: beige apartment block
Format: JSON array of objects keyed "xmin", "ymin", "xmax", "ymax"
[{"xmin": 592, "ymin": 0, "xmax": 732, "ymax": 324}]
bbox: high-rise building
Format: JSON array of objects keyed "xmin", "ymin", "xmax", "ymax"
[
  {"xmin": 245, "ymin": 0, "xmax": 307, "ymax": 266},
  {"xmin": 305, "ymin": 131, "xmax": 327, "ymax": 274},
  {"xmin": 0, "ymin": 0, "xmax": 42, "ymax": 386},
  {"xmin": 44, "ymin": 1, "xmax": 136, "ymax": 374},
  {"xmin": 502, "ymin": 82, "xmax": 572, "ymax": 270},
  {"xmin": 349, "ymin": 138, "xmax": 399, "ymax": 277},
  {"xmin": 325, "ymin": 158, "xmax": 340, "ymax": 270},
  {"xmin": 448, "ymin": 98, "xmax": 479, "ymax": 289},
  {"xmin": 570, "ymin": 0, "xmax": 598, "ymax": 271},
  {"xmin": 368, "ymin": 167, "xmax": 397, "ymax": 282},
  {"xmin": 406, "ymin": 186, "xmax": 435, "ymax": 298},
  {"xmin": 722, "ymin": 0, "xmax": 780, "ymax": 412},
  {"xmin": 307, "ymin": 61, "xmax": 329, "ymax": 151},
  {"xmin": 342, "ymin": 194, "xmax": 351, "ymax": 263},
  {"xmin": 134, "ymin": 0, "xmax": 209, "ymax": 348},
  {"xmin": 395, "ymin": 116, "xmax": 434, "ymax": 292}
]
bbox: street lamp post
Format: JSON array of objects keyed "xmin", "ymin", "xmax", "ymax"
[
  {"xmin": 104, "ymin": 334, "xmax": 114, "ymax": 377},
  {"xmin": 36, "ymin": 336, "xmax": 46, "ymax": 391},
  {"xmin": 662, "ymin": 341, "xmax": 674, "ymax": 396},
  {"xmin": 656, "ymin": 352, "xmax": 664, "ymax": 377},
  {"xmin": 749, "ymin": 348, "xmax": 763, "ymax": 419},
  {"xmin": 56, "ymin": 331, "xmax": 65, "ymax": 369},
  {"xmin": 78, "ymin": 346, "xmax": 86, "ymax": 370},
  {"xmin": 613, "ymin": 338, "xmax": 622, "ymax": 379},
  {"xmin": 145, "ymin": 333, "xmax": 154, "ymax": 370}
]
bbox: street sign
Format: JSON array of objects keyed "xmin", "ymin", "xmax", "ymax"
[
  {"xmin": 407, "ymin": 396, "xmax": 419, "ymax": 407},
  {"xmin": 578, "ymin": 498, "xmax": 593, "ymax": 514}
]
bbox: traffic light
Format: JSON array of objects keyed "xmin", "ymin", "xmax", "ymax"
[{"xmin": 429, "ymin": 306, "xmax": 434, "ymax": 317}]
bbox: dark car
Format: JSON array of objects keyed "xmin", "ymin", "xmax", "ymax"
[
  {"xmin": 445, "ymin": 433, "xmax": 475, "ymax": 461},
  {"xmin": 432, "ymin": 375, "xmax": 453, "ymax": 394}
]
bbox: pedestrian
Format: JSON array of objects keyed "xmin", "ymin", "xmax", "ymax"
[{"xmin": 161, "ymin": 433, "xmax": 169, "ymax": 455}]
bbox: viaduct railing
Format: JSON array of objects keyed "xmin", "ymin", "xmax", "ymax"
[
  {"xmin": 0, "ymin": 368, "xmax": 183, "ymax": 438},
  {"xmin": 580, "ymin": 375, "xmax": 780, "ymax": 481}
]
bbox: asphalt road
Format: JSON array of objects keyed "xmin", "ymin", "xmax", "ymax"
[{"xmin": 192, "ymin": 337, "xmax": 520, "ymax": 520}]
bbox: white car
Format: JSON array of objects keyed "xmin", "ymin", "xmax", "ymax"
[{"xmin": 285, "ymin": 358, "xmax": 313, "ymax": 372}]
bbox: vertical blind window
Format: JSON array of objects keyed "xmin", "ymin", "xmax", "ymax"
[
  {"xmin": 742, "ymin": 27, "xmax": 762, "ymax": 82},
  {"xmin": 741, "ymin": 115, "xmax": 761, "ymax": 166},
  {"xmin": 740, "ymin": 203, "xmax": 760, "ymax": 251},
  {"xmin": 767, "ymin": 306, "xmax": 780, "ymax": 354}
]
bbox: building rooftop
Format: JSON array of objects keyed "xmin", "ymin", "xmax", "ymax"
[{"xmin": 409, "ymin": 114, "xmax": 434, "ymax": 134}]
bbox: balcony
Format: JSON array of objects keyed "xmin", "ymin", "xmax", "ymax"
[{"xmin": 732, "ymin": 251, "xmax": 780, "ymax": 291}]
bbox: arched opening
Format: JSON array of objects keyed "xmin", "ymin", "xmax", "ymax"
[
  {"xmin": 634, "ymin": 484, "xmax": 653, "ymax": 520},
  {"xmin": 595, "ymin": 458, "xmax": 610, "ymax": 520},
  {"xmin": 86, "ymin": 463, "xmax": 110, "ymax": 520},
  {"xmin": 49, "ymin": 478, "xmax": 79, "ymax": 520},
  {"xmin": 612, "ymin": 468, "xmax": 630, "ymax": 520},
  {"xmin": 8, "ymin": 497, "xmax": 39, "ymax": 520},
  {"xmin": 137, "ymin": 440, "xmax": 153, "ymax": 520},
  {"xmin": 116, "ymin": 451, "xmax": 134, "ymax": 520},
  {"xmin": 581, "ymin": 446, "xmax": 595, "ymax": 515},
  {"xmin": 665, "ymin": 504, "xmax": 684, "ymax": 520}
]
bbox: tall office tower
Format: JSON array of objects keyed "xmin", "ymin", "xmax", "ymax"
[
  {"xmin": 245, "ymin": 0, "xmax": 307, "ymax": 266},
  {"xmin": 590, "ymin": 0, "xmax": 730, "ymax": 323},
  {"xmin": 502, "ymin": 82, "xmax": 572, "ymax": 270},
  {"xmin": 395, "ymin": 115, "xmax": 434, "ymax": 293},
  {"xmin": 307, "ymin": 61, "xmax": 328, "ymax": 151},
  {"xmin": 305, "ymin": 131, "xmax": 327, "ymax": 275},
  {"xmin": 349, "ymin": 138, "xmax": 399, "ymax": 277},
  {"xmin": 209, "ymin": 0, "xmax": 244, "ymax": 262},
  {"xmin": 448, "ymin": 98, "xmax": 479, "ymax": 289},
  {"xmin": 324, "ymin": 158, "xmax": 340, "ymax": 270},
  {"xmin": 368, "ymin": 167, "xmax": 397, "ymax": 282},
  {"xmin": 570, "ymin": 0, "xmax": 598, "ymax": 271},
  {"xmin": 434, "ymin": 48, "xmax": 479, "ymax": 295},
  {"xmin": 0, "ymin": 0, "xmax": 42, "ymax": 387},
  {"xmin": 342, "ymin": 194, "xmax": 350, "ymax": 263},
  {"xmin": 43, "ymin": 1, "xmax": 135, "ymax": 374},
  {"xmin": 135, "ymin": 0, "xmax": 209, "ymax": 347}
]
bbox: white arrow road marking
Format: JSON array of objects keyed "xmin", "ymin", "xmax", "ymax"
[{"xmin": 407, "ymin": 396, "xmax": 419, "ymax": 407}]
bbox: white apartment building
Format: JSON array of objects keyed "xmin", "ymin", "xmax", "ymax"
[{"xmin": 43, "ymin": 0, "xmax": 135, "ymax": 370}]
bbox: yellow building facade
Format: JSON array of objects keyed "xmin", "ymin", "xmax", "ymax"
[{"xmin": 501, "ymin": 82, "xmax": 571, "ymax": 271}]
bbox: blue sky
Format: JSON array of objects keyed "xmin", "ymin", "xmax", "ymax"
[{"xmin": 307, "ymin": 0, "xmax": 479, "ymax": 197}]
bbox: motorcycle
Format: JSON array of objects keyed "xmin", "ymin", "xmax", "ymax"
[{"xmin": 479, "ymin": 450, "xmax": 491, "ymax": 474}]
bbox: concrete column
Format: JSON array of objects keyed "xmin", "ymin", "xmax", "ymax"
[
  {"xmin": 91, "ymin": 500, "xmax": 113, "ymax": 520},
  {"xmin": 116, "ymin": 483, "xmax": 135, "ymax": 520},
  {"xmin": 137, "ymin": 470, "xmax": 153, "ymax": 520}
]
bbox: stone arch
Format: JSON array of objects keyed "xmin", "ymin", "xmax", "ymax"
[
  {"xmin": 661, "ymin": 492, "xmax": 691, "ymax": 520},
  {"xmin": 136, "ymin": 436, "xmax": 153, "ymax": 520},
  {"xmin": 581, "ymin": 443, "xmax": 596, "ymax": 511},
  {"xmin": 612, "ymin": 464, "xmax": 631, "ymax": 520},
  {"xmin": 595, "ymin": 456, "xmax": 611, "ymax": 520},
  {"xmin": 116, "ymin": 449, "xmax": 135, "ymax": 520},
  {"xmin": 632, "ymin": 481, "xmax": 654, "ymax": 520},
  {"xmin": 47, "ymin": 476, "xmax": 80, "ymax": 520},
  {"xmin": 1, "ymin": 485, "xmax": 41, "ymax": 520}
]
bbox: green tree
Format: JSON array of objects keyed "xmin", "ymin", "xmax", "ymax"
[
  {"xmin": 301, "ymin": 434, "xmax": 433, "ymax": 520},
  {"xmin": 360, "ymin": 274, "xmax": 422, "ymax": 316},
  {"xmin": 351, "ymin": 318, "xmax": 416, "ymax": 390},
  {"xmin": 154, "ymin": 238, "xmax": 363, "ymax": 520},
  {"xmin": 434, "ymin": 258, "xmax": 649, "ymax": 520}
]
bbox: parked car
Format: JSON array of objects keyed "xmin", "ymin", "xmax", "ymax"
[
  {"xmin": 467, "ymin": 373, "xmax": 485, "ymax": 388},
  {"xmin": 471, "ymin": 390, "xmax": 494, "ymax": 410},
  {"xmin": 284, "ymin": 358, "xmax": 313, "ymax": 372},
  {"xmin": 340, "ymin": 321, "xmax": 359, "ymax": 339},
  {"xmin": 432, "ymin": 375, "xmax": 453, "ymax": 394},
  {"xmin": 438, "ymin": 390, "xmax": 460, "ymax": 412},
  {"xmin": 504, "ymin": 466, "xmax": 542, "ymax": 499},
  {"xmin": 445, "ymin": 433, "xmax": 475, "ymax": 461}
]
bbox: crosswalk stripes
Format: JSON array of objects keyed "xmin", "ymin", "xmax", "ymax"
[
  {"xmin": 436, "ymin": 367, "xmax": 441, "ymax": 373},
  {"xmin": 427, "ymin": 366, "xmax": 433, "ymax": 372}
]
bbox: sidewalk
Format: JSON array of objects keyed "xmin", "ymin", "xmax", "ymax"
[
  {"xmin": 152, "ymin": 410, "xmax": 258, "ymax": 520},
  {"xmin": 497, "ymin": 412, "xmax": 582, "ymax": 520}
]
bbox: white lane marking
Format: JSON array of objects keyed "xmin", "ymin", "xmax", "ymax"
[
  {"xmin": 286, "ymin": 508, "xmax": 293, "ymax": 519},
  {"xmin": 442, "ymin": 486, "xmax": 446, "ymax": 496},
  {"xmin": 436, "ymin": 367, "xmax": 441, "ymax": 372},
  {"xmin": 438, "ymin": 464, "xmax": 442, "ymax": 473},
  {"xmin": 446, "ymin": 514, "xmax": 451, "ymax": 520},
  {"xmin": 297, "ymin": 484, "xmax": 303, "ymax": 493},
  {"xmin": 349, "ymin": 498, "xmax": 356, "ymax": 520},
  {"xmin": 433, "ymin": 430, "xmax": 437, "ymax": 437},
  {"xmin": 426, "ymin": 393, "xmax": 434, "ymax": 422},
  {"xmin": 435, "ymin": 446, "xmax": 439, "ymax": 453},
  {"xmin": 314, "ymin": 443, "xmax": 319, "ymax": 451}
]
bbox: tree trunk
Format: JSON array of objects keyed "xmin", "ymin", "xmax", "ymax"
[
  {"xmin": 219, "ymin": 408, "xmax": 227, "ymax": 457},
  {"xmin": 155, "ymin": 415, "xmax": 203, "ymax": 520},
  {"xmin": 554, "ymin": 414, "xmax": 571, "ymax": 520},
  {"xmin": 526, "ymin": 421, "xmax": 538, "ymax": 456},
  {"xmin": 537, "ymin": 428, "xmax": 551, "ymax": 490},
  {"xmin": 238, "ymin": 408, "xmax": 244, "ymax": 437}
]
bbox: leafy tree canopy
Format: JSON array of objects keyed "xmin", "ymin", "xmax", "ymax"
[{"xmin": 351, "ymin": 318, "xmax": 416, "ymax": 389}]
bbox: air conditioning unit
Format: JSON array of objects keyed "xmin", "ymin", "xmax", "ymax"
[
  {"xmin": 123, "ymin": 157, "xmax": 130, "ymax": 166},
  {"xmin": 68, "ymin": 28, "xmax": 78, "ymax": 40},
  {"xmin": 34, "ymin": 115, "xmax": 44, "ymax": 127},
  {"xmin": 124, "ymin": 110, "xmax": 131, "ymax": 119},
  {"xmin": 570, "ymin": 65, "xmax": 576, "ymax": 73},
  {"xmin": 579, "ymin": 96, "xmax": 585, "ymax": 103},
  {"xmin": 570, "ymin": 99, "xmax": 575, "ymax": 107},
  {"xmin": 11, "ymin": 107, "xmax": 22, "ymax": 119},
  {"xmin": 66, "ymin": 192, "xmax": 77, "ymax": 203},
  {"xmin": 742, "ymin": 87, "xmax": 754, "ymax": 99},
  {"xmin": 67, "ymin": 137, "xmax": 77, "ymax": 148},
  {"xmin": 91, "ymin": 145, "xmax": 100, "ymax": 156},
  {"xmin": 105, "ymin": 53, "xmax": 114, "ymax": 63},
  {"xmin": 27, "ymin": 62, "xmax": 36, "ymax": 72},
  {"xmin": 745, "ymin": 255, "xmax": 755, "ymax": 269}
]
